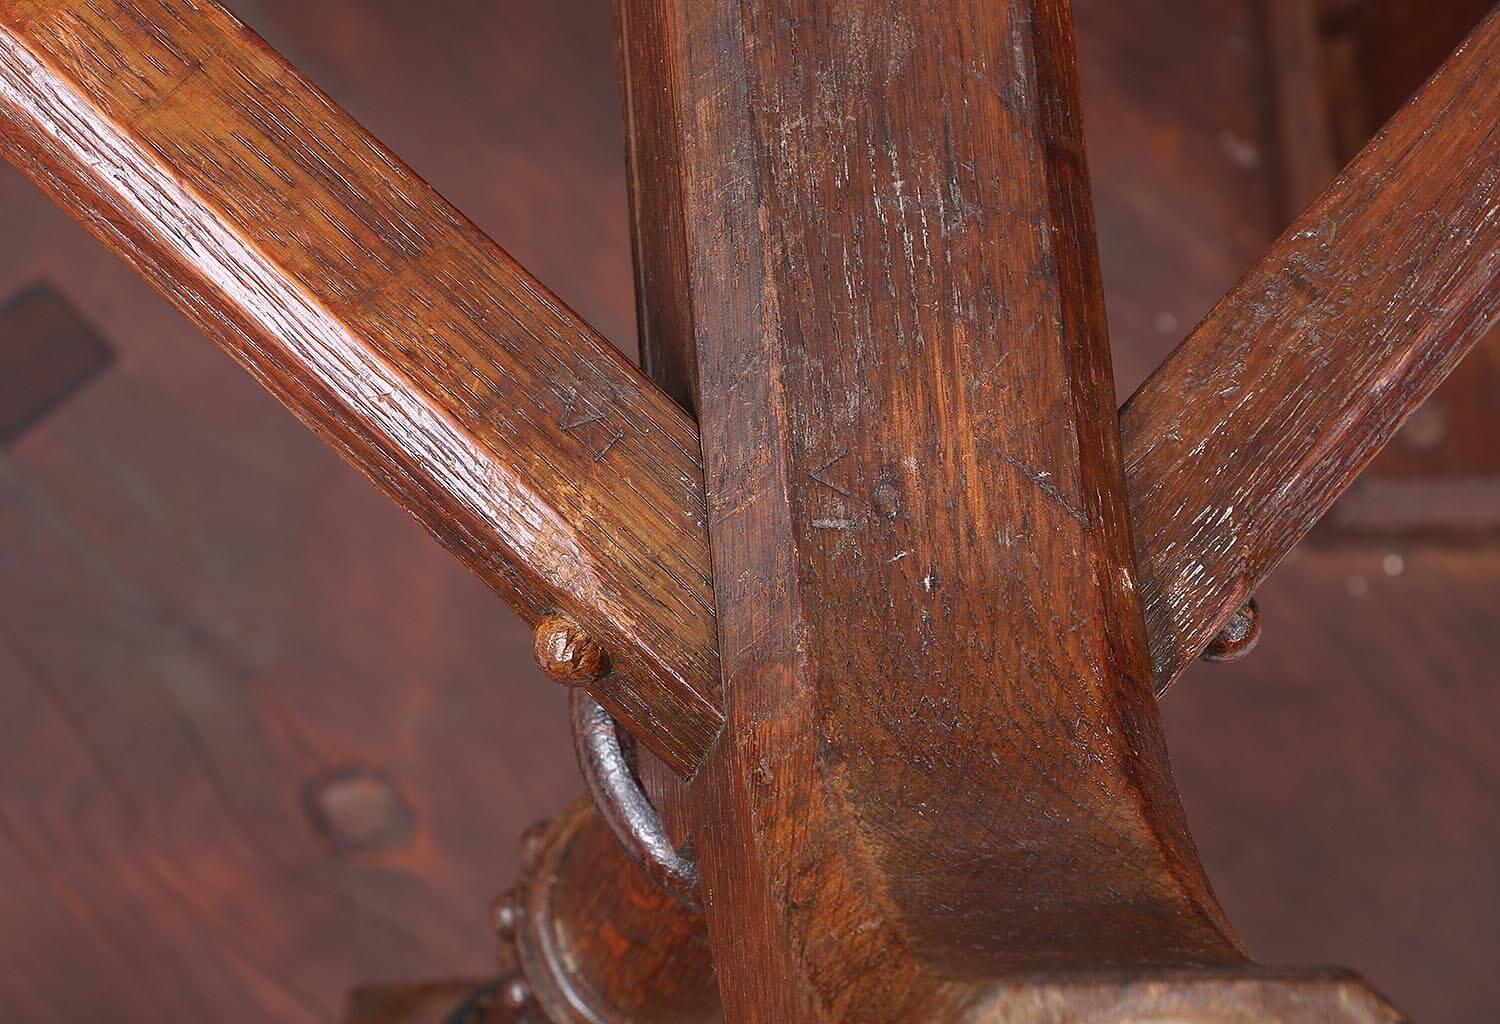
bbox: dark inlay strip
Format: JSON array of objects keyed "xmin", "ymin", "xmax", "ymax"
[{"xmin": 0, "ymin": 283, "xmax": 114, "ymax": 444}]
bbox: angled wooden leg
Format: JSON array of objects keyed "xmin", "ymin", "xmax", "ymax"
[
  {"xmin": 0, "ymin": 0, "xmax": 724, "ymax": 776},
  {"xmin": 2, "ymin": 0, "xmax": 1489, "ymax": 787},
  {"xmin": 0, "ymin": 0, "xmax": 1489, "ymax": 1019}
]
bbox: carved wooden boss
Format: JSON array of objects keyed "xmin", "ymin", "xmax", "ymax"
[{"xmin": 0, "ymin": 0, "xmax": 1493, "ymax": 1020}]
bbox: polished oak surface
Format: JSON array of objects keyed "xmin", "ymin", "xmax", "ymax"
[
  {"xmin": 0, "ymin": 0, "xmax": 1494, "ymax": 1019},
  {"xmin": 0, "ymin": 0, "xmax": 722, "ymax": 775}
]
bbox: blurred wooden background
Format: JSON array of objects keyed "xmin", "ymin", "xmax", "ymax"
[{"xmin": 0, "ymin": 0, "xmax": 1493, "ymax": 1021}]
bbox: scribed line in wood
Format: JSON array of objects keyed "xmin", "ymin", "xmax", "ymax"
[
  {"xmin": 0, "ymin": 0, "xmax": 721, "ymax": 774},
  {"xmin": 1124, "ymin": 8, "xmax": 1500, "ymax": 695},
  {"xmin": 620, "ymin": 0, "xmax": 1274, "ymax": 1017}
]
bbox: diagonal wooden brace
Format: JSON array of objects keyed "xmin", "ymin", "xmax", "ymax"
[
  {"xmin": 0, "ymin": 0, "xmax": 722, "ymax": 774},
  {"xmin": 0, "ymin": 0, "xmax": 1492, "ymax": 787},
  {"xmin": 1123, "ymin": 7, "xmax": 1499, "ymax": 690}
]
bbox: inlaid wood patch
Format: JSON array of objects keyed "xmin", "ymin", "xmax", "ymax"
[
  {"xmin": 0, "ymin": 283, "xmax": 114, "ymax": 443},
  {"xmin": 302, "ymin": 767, "xmax": 415, "ymax": 855}
]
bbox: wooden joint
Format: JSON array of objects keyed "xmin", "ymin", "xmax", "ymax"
[
  {"xmin": 533, "ymin": 614, "xmax": 612, "ymax": 687},
  {"xmin": 501, "ymin": 799, "xmax": 716, "ymax": 1024}
]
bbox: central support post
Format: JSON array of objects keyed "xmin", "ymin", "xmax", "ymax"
[
  {"xmin": 626, "ymin": 0, "xmax": 1234, "ymax": 1010},
  {"xmin": 611, "ymin": 0, "xmax": 1405, "ymax": 1019}
]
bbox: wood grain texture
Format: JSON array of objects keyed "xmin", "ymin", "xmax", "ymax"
[
  {"xmin": 610, "ymin": 0, "xmax": 1387, "ymax": 1018},
  {"xmin": 1, "ymin": 0, "xmax": 1489, "ymax": 781},
  {"xmin": 0, "ymin": 0, "xmax": 721, "ymax": 774},
  {"xmin": 2, "ymin": 0, "xmax": 1492, "ymax": 1016},
  {"xmin": 969, "ymin": 969, "xmax": 1403, "ymax": 1022},
  {"xmin": 0, "ymin": 1, "xmax": 612, "ymax": 1011},
  {"xmin": 503, "ymin": 798, "xmax": 718, "ymax": 1024},
  {"xmin": 614, "ymin": 0, "xmax": 1500, "ymax": 713},
  {"xmin": 1314, "ymin": 0, "xmax": 1500, "ymax": 537},
  {"xmin": 1124, "ymin": 8, "xmax": 1500, "ymax": 695}
]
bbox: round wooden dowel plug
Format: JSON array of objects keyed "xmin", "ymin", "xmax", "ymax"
[
  {"xmin": 1201, "ymin": 598, "xmax": 1261, "ymax": 663},
  {"xmin": 533, "ymin": 613, "xmax": 611, "ymax": 686}
]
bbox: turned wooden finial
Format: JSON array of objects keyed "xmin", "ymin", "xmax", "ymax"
[
  {"xmin": 489, "ymin": 889, "xmax": 519, "ymax": 941},
  {"xmin": 533, "ymin": 613, "xmax": 611, "ymax": 686},
  {"xmin": 1201, "ymin": 598, "xmax": 1262, "ymax": 662}
]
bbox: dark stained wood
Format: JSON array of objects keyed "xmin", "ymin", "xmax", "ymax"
[
  {"xmin": 0, "ymin": 0, "xmax": 606, "ymax": 1013},
  {"xmin": 609, "ymin": 0, "xmax": 710, "ymax": 865},
  {"xmin": 0, "ymin": 0, "xmax": 721, "ymax": 775},
  {"xmin": 1320, "ymin": 0, "xmax": 1499, "ymax": 167},
  {"xmin": 613, "ymin": 0, "xmax": 698, "ymax": 416},
  {"xmin": 1311, "ymin": 0, "xmax": 1500, "ymax": 536},
  {"xmin": 1, "ymin": 0, "xmax": 1487, "ymax": 781},
  {"xmin": 612, "ymin": 0, "xmax": 1406, "ymax": 1018},
  {"xmin": 1259, "ymin": 0, "xmax": 1340, "ymax": 222},
  {"xmin": 614, "ymin": 0, "xmax": 1328, "ymax": 838},
  {"xmin": 0, "ymin": 0, "xmax": 1494, "ymax": 1018},
  {"xmin": 1180, "ymin": 13, "xmax": 1500, "ymax": 1010},
  {"xmin": 533, "ymin": 614, "xmax": 612, "ymax": 688},
  {"xmin": 503, "ymin": 799, "xmax": 718, "ymax": 1024},
  {"xmin": 1331, "ymin": 319, "xmax": 1500, "ymax": 531},
  {"xmin": 1123, "ymin": 8, "xmax": 1500, "ymax": 694}
]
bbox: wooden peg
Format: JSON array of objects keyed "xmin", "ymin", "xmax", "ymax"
[
  {"xmin": 533, "ymin": 614, "xmax": 611, "ymax": 686},
  {"xmin": 1201, "ymin": 598, "xmax": 1262, "ymax": 663}
]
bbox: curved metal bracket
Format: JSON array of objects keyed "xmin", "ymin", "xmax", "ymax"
[{"xmin": 570, "ymin": 690, "xmax": 702, "ymax": 909}]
